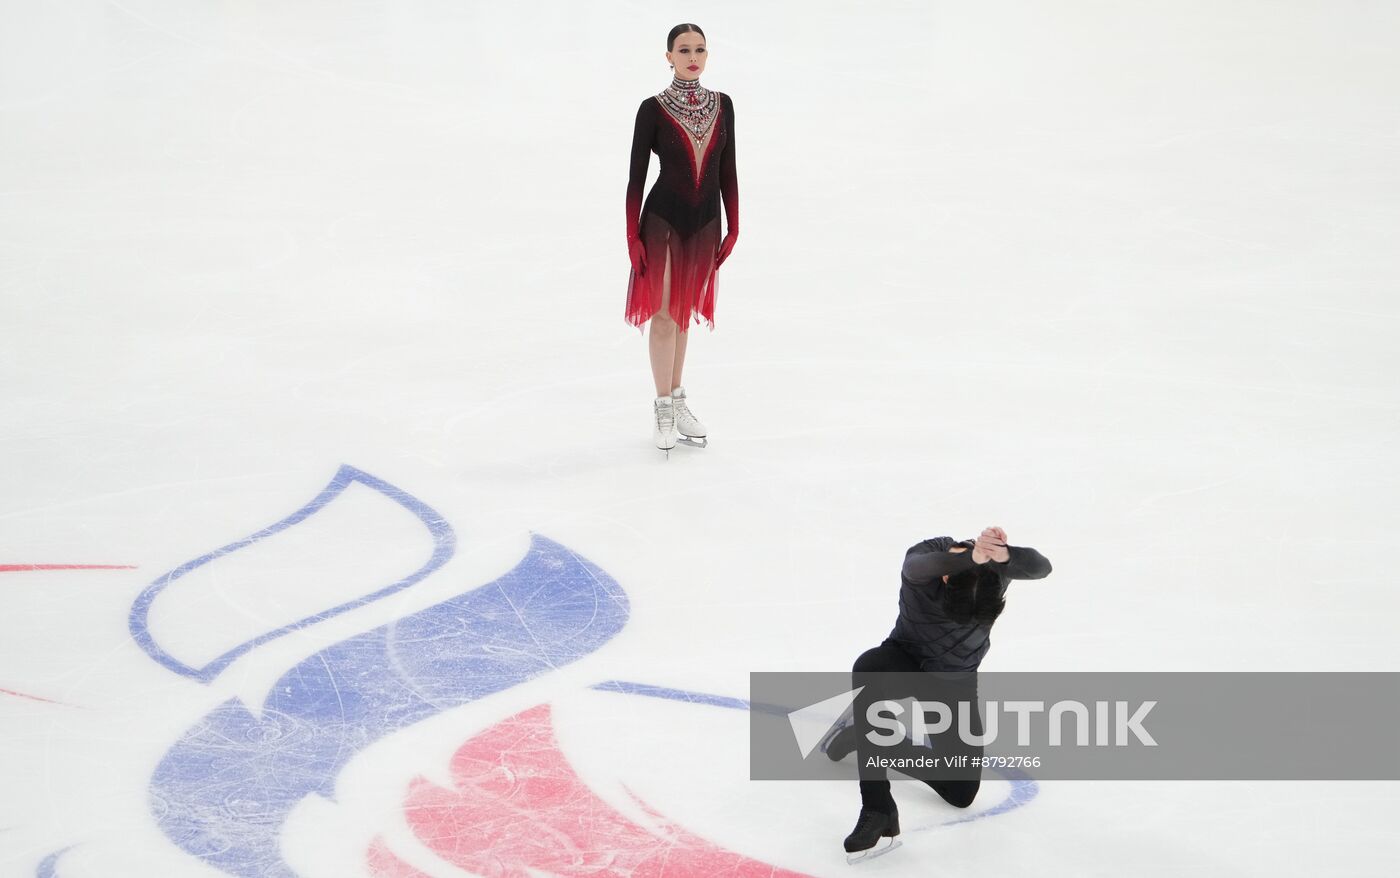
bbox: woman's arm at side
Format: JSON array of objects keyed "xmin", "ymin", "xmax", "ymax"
[
  {"xmin": 719, "ymin": 93, "xmax": 738, "ymax": 238},
  {"xmin": 626, "ymin": 99, "xmax": 654, "ymax": 242}
]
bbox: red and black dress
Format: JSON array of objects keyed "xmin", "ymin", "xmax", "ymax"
[{"xmin": 625, "ymin": 77, "xmax": 738, "ymax": 330}]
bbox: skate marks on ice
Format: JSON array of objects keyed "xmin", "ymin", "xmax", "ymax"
[
  {"xmin": 136, "ymin": 464, "xmax": 808, "ymax": 877},
  {"xmin": 128, "ymin": 464, "xmax": 456, "ymax": 682},
  {"xmin": 367, "ymin": 703, "xmax": 811, "ymax": 878},
  {"xmin": 147, "ymin": 530, "xmax": 629, "ymax": 877},
  {"xmin": 92, "ymin": 462, "xmax": 627, "ymax": 877}
]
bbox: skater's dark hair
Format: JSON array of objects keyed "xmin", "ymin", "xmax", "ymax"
[
  {"xmin": 943, "ymin": 565, "xmax": 1005, "ymax": 624},
  {"xmin": 667, "ymin": 23, "xmax": 705, "ymax": 51}
]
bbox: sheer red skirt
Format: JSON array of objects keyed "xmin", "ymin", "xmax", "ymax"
[{"xmin": 624, "ymin": 214, "xmax": 721, "ymax": 332}]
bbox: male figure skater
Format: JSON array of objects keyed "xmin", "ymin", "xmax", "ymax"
[{"xmin": 825, "ymin": 526, "xmax": 1052, "ymax": 862}]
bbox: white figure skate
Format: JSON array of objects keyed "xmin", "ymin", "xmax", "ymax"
[
  {"xmin": 670, "ymin": 386, "xmax": 707, "ymax": 449},
  {"xmin": 654, "ymin": 396, "xmax": 677, "ymax": 456}
]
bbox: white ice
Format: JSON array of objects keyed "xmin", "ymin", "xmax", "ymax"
[{"xmin": 1, "ymin": 1, "xmax": 1398, "ymax": 876}]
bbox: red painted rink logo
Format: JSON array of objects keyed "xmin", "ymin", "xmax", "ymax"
[{"xmin": 368, "ymin": 703, "xmax": 809, "ymax": 877}]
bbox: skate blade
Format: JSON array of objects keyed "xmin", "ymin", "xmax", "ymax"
[
  {"xmin": 846, "ymin": 837, "xmax": 901, "ymax": 865},
  {"xmin": 676, "ymin": 435, "xmax": 708, "ymax": 448}
]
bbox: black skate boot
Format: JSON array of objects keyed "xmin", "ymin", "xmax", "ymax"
[
  {"xmin": 821, "ymin": 722, "xmax": 859, "ymax": 762},
  {"xmin": 843, "ymin": 806, "xmax": 901, "ymax": 864}
]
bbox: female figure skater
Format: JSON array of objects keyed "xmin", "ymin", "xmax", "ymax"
[
  {"xmin": 625, "ymin": 23, "xmax": 739, "ymax": 452},
  {"xmin": 824, "ymin": 527, "xmax": 1052, "ymax": 862}
]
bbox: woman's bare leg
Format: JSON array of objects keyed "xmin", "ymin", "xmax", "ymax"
[
  {"xmin": 647, "ymin": 245, "xmax": 677, "ymax": 397},
  {"xmin": 670, "ymin": 320, "xmax": 690, "ymax": 391},
  {"xmin": 671, "ymin": 260, "xmax": 713, "ymax": 392}
]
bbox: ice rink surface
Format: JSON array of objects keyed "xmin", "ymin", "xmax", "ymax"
[{"xmin": 2, "ymin": 1, "xmax": 1398, "ymax": 875}]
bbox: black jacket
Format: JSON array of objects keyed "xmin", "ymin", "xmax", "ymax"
[{"xmin": 888, "ymin": 537, "xmax": 1052, "ymax": 671}]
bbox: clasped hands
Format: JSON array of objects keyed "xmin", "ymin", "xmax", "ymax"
[{"xmin": 970, "ymin": 526, "xmax": 1010, "ymax": 565}]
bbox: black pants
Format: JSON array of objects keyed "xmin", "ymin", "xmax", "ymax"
[{"xmin": 852, "ymin": 639, "xmax": 982, "ymax": 810}]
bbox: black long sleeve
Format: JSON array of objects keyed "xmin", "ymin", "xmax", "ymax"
[
  {"xmin": 903, "ymin": 543, "xmax": 1051, "ymax": 585},
  {"xmin": 995, "ymin": 546, "xmax": 1052, "ymax": 580},
  {"xmin": 901, "ymin": 542, "xmax": 977, "ymax": 585},
  {"xmin": 625, "ymin": 99, "xmax": 655, "ymax": 242},
  {"xmin": 718, "ymin": 94, "xmax": 738, "ymax": 235}
]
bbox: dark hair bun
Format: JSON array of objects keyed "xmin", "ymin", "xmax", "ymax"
[{"xmin": 667, "ymin": 23, "xmax": 705, "ymax": 51}]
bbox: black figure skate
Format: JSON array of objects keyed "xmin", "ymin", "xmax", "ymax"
[
  {"xmin": 843, "ymin": 806, "xmax": 901, "ymax": 864},
  {"xmin": 820, "ymin": 721, "xmax": 858, "ymax": 762}
]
